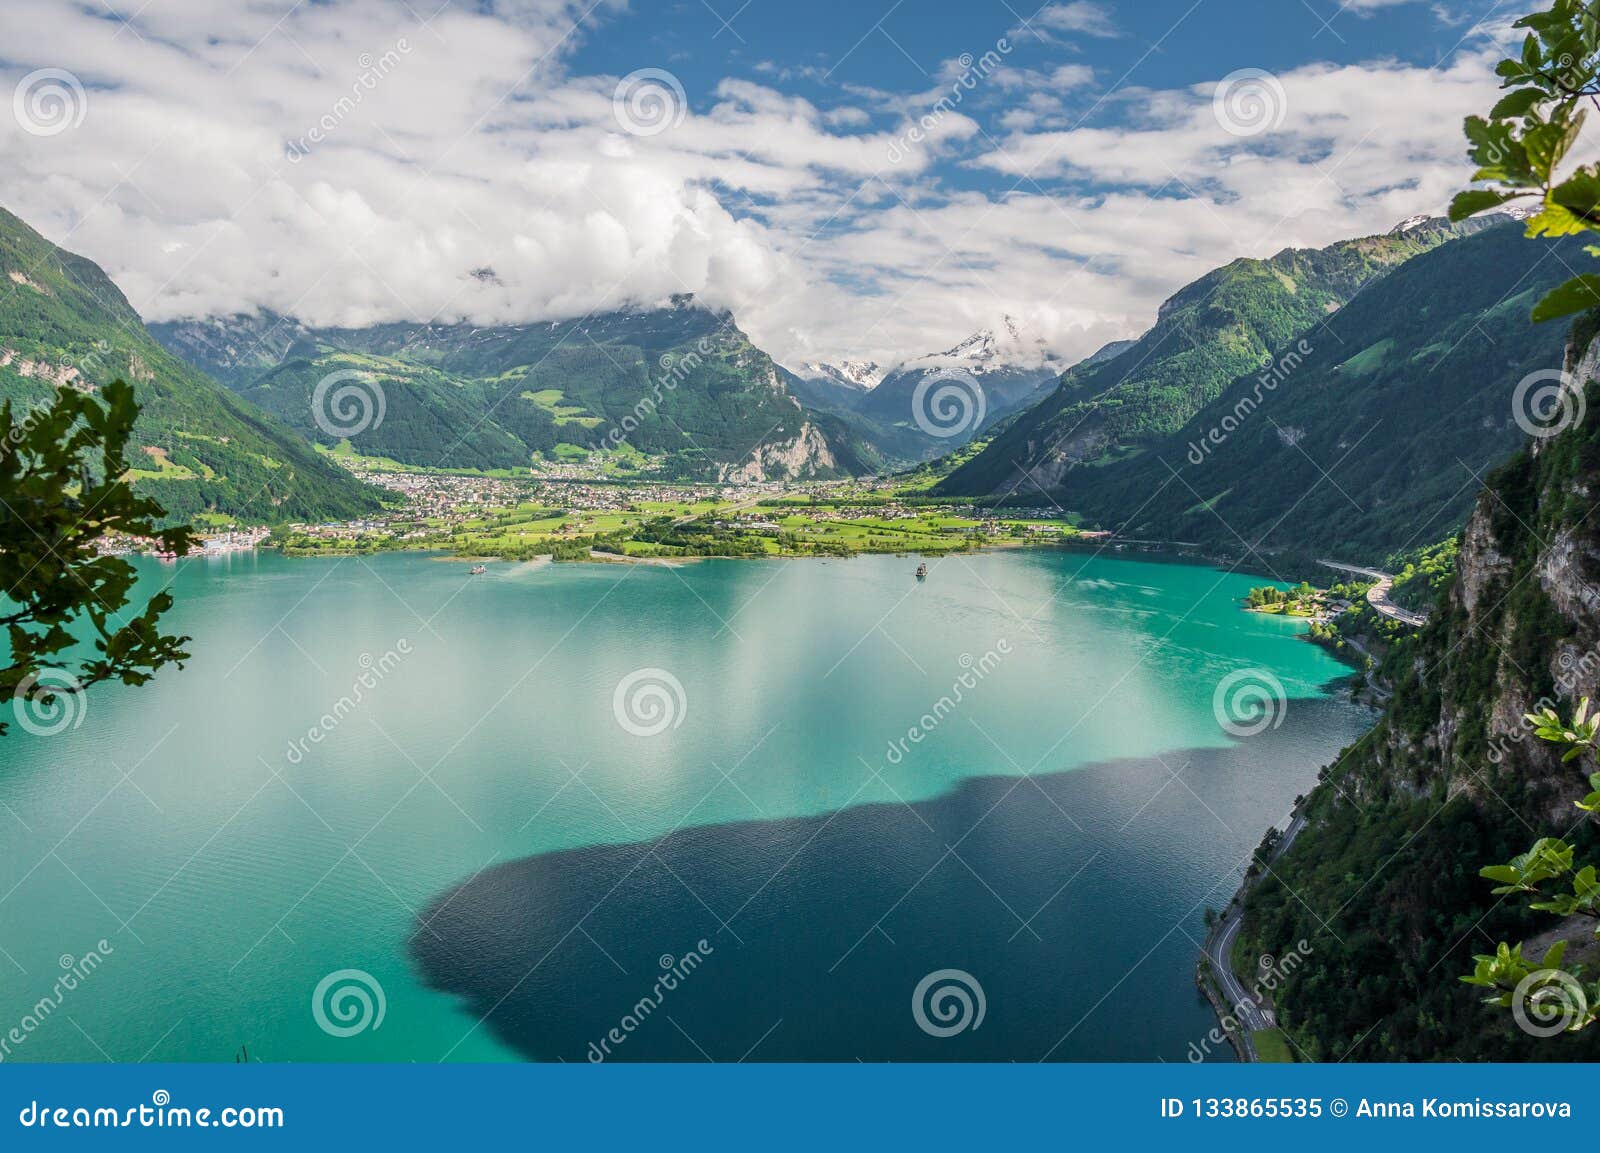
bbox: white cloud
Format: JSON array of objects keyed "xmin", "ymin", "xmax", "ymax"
[
  {"xmin": 0, "ymin": 0, "xmax": 1511, "ymax": 372},
  {"xmin": 1032, "ymin": 2, "xmax": 1120, "ymax": 38}
]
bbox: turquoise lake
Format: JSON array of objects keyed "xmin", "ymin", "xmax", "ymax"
[{"xmin": 0, "ymin": 549, "xmax": 1373, "ymax": 1061}]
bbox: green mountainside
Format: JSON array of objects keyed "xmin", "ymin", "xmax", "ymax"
[
  {"xmin": 0, "ymin": 208, "xmax": 379, "ymax": 524},
  {"xmin": 154, "ymin": 302, "xmax": 868, "ymax": 481},
  {"xmin": 1235, "ymin": 315, "xmax": 1600, "ymax": 1061},
  {"xmin": 1046, "ymin": 223, "xmax": 1585, "ymax": 568},
  {"xmin": 938, "ymin": 218, "xmax": 1502, "ymax": 500}
]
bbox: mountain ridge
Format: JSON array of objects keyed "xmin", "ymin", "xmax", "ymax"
[
  {"xmin": 0, "ymin": 207, "xmax": 380, "ymax": 524},
  {"xmin": 937, "ymin": 215, "xmax": 1512, "ymax": 500},
  {"xmin": 154, "ymin": 301, "xmax": 866, "ymax": 482}
]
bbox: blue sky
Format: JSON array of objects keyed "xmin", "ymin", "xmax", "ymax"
[{"xmin": 0, "ymin": 0, "xmax": 1523, "ymax": 367}]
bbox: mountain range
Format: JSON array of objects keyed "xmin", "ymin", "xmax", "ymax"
[
  {"xmin": 1045, "ymin": 221, "xmax": 1583, "ymax": 568},
  {"xmin": 788, "ymin": 317, "xmax": 1062, "ymax": 464},
  {"xmin": 0, "ymin": 208, "xmax": 378, "ymax": 524},
  {"xmin": 152, "ymin": 300, "xmax": 874, "ymax": 482},
  {"xmin": 3, "ymin": 197, "xmax": 1576, "ymax": 561},
  {"xmin": 938, "ymin": 216, "xmax": 1507, "ymax": 500}
]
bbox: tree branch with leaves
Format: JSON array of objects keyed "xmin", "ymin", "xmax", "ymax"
[
  {"xmin": 1449, "ymin": 0, "xmax": 1600, "ymax": 321},
  {"xmin": 0, "ymin": 379, "xmax": 194, "ymax": 737},
  {"xmin": 1462, "ymin": 700, "xmax": 1600, "ymax": 1034}
]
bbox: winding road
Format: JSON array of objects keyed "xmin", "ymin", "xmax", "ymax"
[
  {"xmin": 1317, "ymin": 560, "xmax": 1427, "ymax": 627},
  {"xmin": 1203, "ymin": 810, "xmax": 1307, "ymax": 1060}
]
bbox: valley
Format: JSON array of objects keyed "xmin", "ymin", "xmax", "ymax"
[
  {"xmin": 257, "ymin": 459, "xmax": 1085, "ymax": 562},
  {"xmin": 5, "ymin": 175, "xmax": 1597, "ymax": 1072}
]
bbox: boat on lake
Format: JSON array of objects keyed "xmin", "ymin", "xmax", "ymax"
[
  {"xmin": 469, "ymin": 564, "xmax": 487, "ymax": 575},
  {"xmin": 915, "ymin": 563, "xmax": 928, "ymax": 580}
]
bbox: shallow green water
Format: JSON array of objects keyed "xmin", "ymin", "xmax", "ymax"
[{"xmin": 0, "ymin": 549, "xmax": 1372, "ymax": 1061}]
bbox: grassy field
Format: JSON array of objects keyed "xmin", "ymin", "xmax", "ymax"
[{"xmin": 1250, "ymin": 1028, "xmax": 1295, "ymax": 1063}]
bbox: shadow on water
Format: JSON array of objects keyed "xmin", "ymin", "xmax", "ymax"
[{"xmin": 410, "ymin": 698, "xmax": 1367, "ymax": 1061}]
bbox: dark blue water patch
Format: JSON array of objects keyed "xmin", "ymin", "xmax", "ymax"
[{"xmin": 411, "ymin": 699, "xmax": 1366, "ymax": 1061}]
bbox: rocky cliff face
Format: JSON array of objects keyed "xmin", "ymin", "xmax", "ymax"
[
  {"xmin": 718, "ymin": 418, "xmax": 838, "ymax": 483},
  {"xmin": 1235, "ymin": 317, "xmax": 1600, "ymax": 1060}
]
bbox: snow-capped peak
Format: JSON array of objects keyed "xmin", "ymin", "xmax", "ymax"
[
  {"xmin": 906, "ymin": 315, "xmax": 1058, "ymax": 376},
  {"xmin": 1389, "ymin": 214, "xmax": 1435, "ymax": 234},
  {"xmin": 798, "ymin": 359, "xmax": 886, "ymax": 390},
  {"xmin": 1497, "ymin": 202, "xmax": 1540, "ymax": 222}
]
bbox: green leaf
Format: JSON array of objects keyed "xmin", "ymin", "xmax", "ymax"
[
  {"xmin": 1531, "ymin": 274, "xmax": 1600, "ymax": 322},
  {"xmin": 1491, "ymin": 86, "xmax": 1546, "ymax": 119},
  {"xmin": 1449, "ymin": 189, "xmax": 1521, "ymax": 220}
]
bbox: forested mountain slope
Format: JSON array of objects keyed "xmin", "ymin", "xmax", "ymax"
[
  {"xmin": 1235, "ymin": 317, "xmax": 1600, "ymax": 1061},
  {"xmin": 0, "ymin": 208, "xmax": 379, "ymax": 523},
  {"xmin": 1052, "ymin": 223, "xmax": 1586, "ymax": 568},
  {"xmin": 938, "ymin": 217, "xmax": 1503, "ymax": 499},
  {"xmin": 155, "ymin": 301, "xmax": 868, "ymax": 481}
]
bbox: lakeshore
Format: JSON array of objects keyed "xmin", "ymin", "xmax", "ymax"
[{"xmin": 0, "ymin": 549, "xmax": 1372, "ymax": 1061}]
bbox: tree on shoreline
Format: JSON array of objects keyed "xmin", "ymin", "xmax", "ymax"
[{"xmin": 1, "ymin": 380, "xmax": 193, "ymax": 737}]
